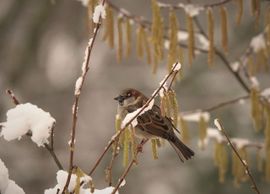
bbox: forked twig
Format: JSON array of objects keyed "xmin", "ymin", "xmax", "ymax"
[
  {"xmin": 5, "ymin": 89, "xmax": 63, "ymax": 170},
  {"xmin": 214, "ymin": 119, "xmax": 260, "ymax": 194},
  {"xmin": 62, "ymin": 0, "xmax": 107, "ymax": 193}
]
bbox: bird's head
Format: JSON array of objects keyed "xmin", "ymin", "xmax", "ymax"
[{"xmin": 114, "ymin": 88, "xmax": 142, "ymax": 106}]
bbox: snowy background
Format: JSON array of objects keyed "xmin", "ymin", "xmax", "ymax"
[{"xmin": 0, "ymin": 0, "xmax": 270, "ymax": 194}]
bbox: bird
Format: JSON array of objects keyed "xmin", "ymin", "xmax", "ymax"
[{"xmin": 114, "ymin": 88, "xmax": 194, "ymax": 162}]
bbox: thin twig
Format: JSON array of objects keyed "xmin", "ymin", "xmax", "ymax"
[
  {"xmin": 62, "ymin": 0, "xmax": 107, "ymax": 193},
  {"xmin": 6, "ymin": 89, "xmax": 20, "ymax": 105},
  {"xmin": 215, "ymin": 119, "xmax": 260, "ymax": 194},
  {"xmin": 111, "ymin": 140, "xmax": 148, "ymax": 194},
  {"xmin": 185, "ymin": 0, "xmax": 250, "ymax": 93},
  {"xmin": 5, "ymin": 89, "xmax": 63, "ymax": 170},
  {"xmin": 88, "ymin": 63, "xmax": 181, "ymax": 176}
]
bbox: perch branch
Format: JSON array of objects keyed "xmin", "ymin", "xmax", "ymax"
[{"xmin": 88, "ymin": 63, "xmax": 181, "ymax": 176}]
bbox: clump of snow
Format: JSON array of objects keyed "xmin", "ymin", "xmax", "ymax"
[
  {"xmin": 261, "ymin": 88, "xmax": 270, "ymax": 99},
  {"xmin": 75, "ymin": 76, "xmax": 83, "ymax": 95},
  {"xmin": 250, "ymin": 33, "xmax": 266, "ymax": 52},
  {"xmin": 1, "ymin": 103, "xmax": 55, "ymax": 146},
  {"xmin": 207, "ymin": 128, "xmax": 224, "ymax": 143},
  {"xmin": 231, "ymin": 138, "xmax": 250, "ymax": 149},
  {"xmin": 77, "ymin": 0, "xmax": 89, "ymax": 7},
  {"xmin": 92, "ymin": 4, "xmax": 106, "ymax": 23},
  {"xmin": 172, "ymin": 62, "xmax": 181, "ymax": 71},
  {"xmin": 177, "ymin": 31, "xmax": 189, "ymax": 41},
  {"xmin": 182, "ymin": 111, "xmax": 210, "ymax": 122},
  {"xmin": 196, "ymin": 34, "xmax": 209, "ymax": 50},
  {"xmin": 180, "ymin": 3, "xmax": 204, "ymax": 17},
  {"xmin": 0, "ymin": 159, "xmax": 25, "ymax": 194},
  {"xmin": 44, "ymin": 170, "xmax": 92, "ymax": 194},
  {"xmin": 250, "ymin": 76, "xmax": 260, "ymax": 89},
  {"xmin": 45, "ymin": 170, "xmax": 122, "ymax": 194},
  {"xmin": 214, "ymin": 119, "xmax": 222, "ymax": 131},
  {"xmin": 121, "ymin": 100, "xmax": 155, "ymax": 128},
  {"xmin": 230, "ymin": 61, "xmax": 240, "ymax": 72}
]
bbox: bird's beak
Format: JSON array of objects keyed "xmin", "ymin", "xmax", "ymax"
[{"xmin": 114, "ymin": 95, "xmax": 125, "ymax": 103}]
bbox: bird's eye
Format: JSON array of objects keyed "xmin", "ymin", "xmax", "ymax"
[{"xmin": 126, "ymin": 92, "xmax": 131, "ymax": 97}]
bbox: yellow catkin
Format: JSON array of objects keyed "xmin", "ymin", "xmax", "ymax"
[
  {"xmin": 235, "ymin": 0, "xmax": 243, "ymax": 25},
  {"xmin": 186, "ymin": 14, "xmax": 195, "ymax": 65},
  {"xmin": 136, "ymin": 25, "xmax": 144, "ymax": 58},
  {"xmin": 161, "ymin": 93, "xmax": 170, "ymax": 117},
  {"xmin": 256, "ymin": 149, "xmax": 263, "ymax": 172},
  {"xmin": 214, "ymin": 142, "xmax": 228, "ymax": 183},
  {"xmin": 232, "ymin": 148, "xmax": 248, "ymax": 186},
  {"xmin": 251, "ymin": 0, "xmax": 260, "ymax": 17},
  {"xmin": 207, "ymin": 8, "xmax": 214, "ymax": 66},
  {"xmin": 126, "ymin": 19, "xmax": 132, "ymax": 57},
  {"xmin": 151, "ymin": 139, "xmax": 159, "ymax": 159},
  {"xmin": 151, "ymin": 0, "xmax": 164, "ymax": 72},
  {"xmin": 130, "ymin": 126, "xmax": 138, "ymax": 164},
  {"xmin": 247, "ymin": 55, "xmax": 256, "ymax": 76},
  {"xmin": 178, "ymin": 116, "xmax": 190, "ymax": 144},
  {"xmin": 75, "ymin": 168, "xmax": 84, "ymax": 194},
  {"xmin": 123, "ymin": 128, "xmax": 130, "ymax": 167},
  {"xmin": 142, "ymin": 28, "xmax": 152, "ymax": 65},
  {"xmin": 117, "ymin": 17, "xmax": 123, "ymax": 63},
  {"xmin": 266, "ymin": 7, "xmax": 270, "ymax": 48},
  {"xmin": 251, "ymin": 88, "xmax": 263, "ymax": 131},
  {"xmin": 168, "ymin": 90, "xmax": 179, "ymax": 127},
  {"xmin": 256, "ymin": 49, "xmax": 268, "ymax": 72},
  {"xmin": 103, "ymin": 6, "xmax": 114, "ymax": 48},
  {"xmin": 199, "ymin": 115, "xmax": 208, "ymax": 150},
  {"xmin": 168, "ymin": 10, "xmax": 179, "ymax": 71},
  {"xmin": 265, "ymin": 104, "xmax": 270, "ymax": 181},
  {"xmin": 220, "ymin": 6, "xmax": 228, "ymax": 53},
  {"xmin": 115, "ymin": 114, "xmax": 124, "ymax": 146}
]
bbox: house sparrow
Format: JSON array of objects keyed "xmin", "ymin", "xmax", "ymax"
[{"xmin": 114, "ymin": 88, "xmax": 194, "ymax": 162}]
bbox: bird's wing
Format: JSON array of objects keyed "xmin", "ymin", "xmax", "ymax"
[{"xmin": 136, "ymin": 108, "xmax": 175, "ymax": 141}]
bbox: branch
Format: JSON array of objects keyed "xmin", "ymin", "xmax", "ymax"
[
  {"xmin": 88, "ymin": 63, "xmax": 181, "ymax": 176},
  {"xmin": 158, "ymin": 0, "xmax": 232, "ymax": 9},
  {"xmin": 62, "ymin": 0, "xmax": 107, "ymax": 193},
  {"xmin": 214, "ymin": 119, "xmax": 261, "ymax": 194},
  {"xmin": 5, "ymin": 89, "xmax": 63, "ymax": 170},
  {"xmin": 111, "ymin": 140, "xmax": 148, "ymax": 194}
]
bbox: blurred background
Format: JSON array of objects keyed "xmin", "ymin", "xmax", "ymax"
[{"xmin": 0, "ymin": 0, "xmax": 269, "ymax": 193}]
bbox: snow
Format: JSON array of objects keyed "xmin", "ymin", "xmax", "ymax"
[
  {"xmin": 230, "ymin": 61, "xmax": 240, "ymax": 72},
  {"xmin": 180, "ymin": 3, "xmax": 204, "ymax": 17},
  {"xmin": 196, "ymin": 34, "xmax": 209, "ymax": 50},
  {"xmin": 214, "ymin": 119, "xmax": 222, "ymax": 131},
  {"xmin": 4, "ymin": 180, "xmax": 25, "ymax": 194},
  {"xmin": 45, "ymin": 170, "xmax": 121, "ymax": 194},
  {"xmin": 250, "ymin": 33, "xmax": 266, "ymax": 52},
  {"xmin": 75, "ymin": 76, "xmax": 83, "ymax": 95},
  {"xmin": 231, "ymin": 138, "xmax": 250, "ymax": 149},
  {"xmin": 121, "ymin": 100, "xmax": 155, "ymax": 128},
  {"xmin": 77, "ymin": 0, "xmax": 89, "ymax": 7},
  {"xmin": 0, "ymin": 159, "xmax": 9, "ymax": 192},
  {"xmin": 172, "ymin": 62, "xmax": 181, "ymax": 71},
  {"xmin": 0, "ymin": 159, "xmax": 25, "ymax": 194},
  {"xmin": 182, "ymin": 111, "xmax": 210, "ymax": 122},
  {"xmin": 261, "ymin": 88, "xmax": 270, "ymax": 98},
  {"xmin": 177, "ymin": 31, "xmax": 189, "ymax": 41},
  {"xmin": 1, "ymin": 103, "xmax": 55, "ymax": 146},
  {"xmin": 250, "ymin": 76, "xmax": 260, "ymax": 89},
  {"xmin": 92, "ymin": 4, "xmax": 106, "ymax": 23},
  {"xmin": 207, "ymin": 128, "xmax": 224, "ymax": 143},
  {"xmin": 44, "ymin": 170, "xmax": 92, "ymax": 194}
]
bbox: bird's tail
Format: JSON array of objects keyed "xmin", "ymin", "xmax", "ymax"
[{"xmin": 169, "ymin": 138, "xmax": 194, "ymax": 162}]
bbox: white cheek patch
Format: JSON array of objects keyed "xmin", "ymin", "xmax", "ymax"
[{"xmin": 123, "ymin": 96, "xmax": 135, "ymax": 106}]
